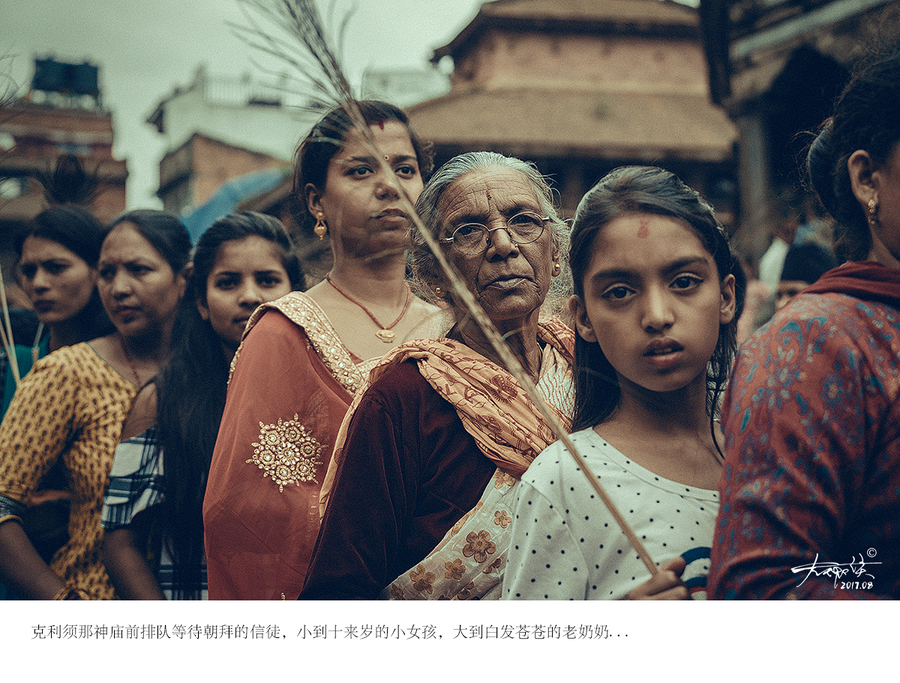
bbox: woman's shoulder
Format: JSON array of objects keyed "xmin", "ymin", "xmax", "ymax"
[
  {"xmin": 26, "ymin": 341, "xmax": 104, "ymax": 376},
  {"xmin": 742, "ymin": 291, "xmax": 900, "ymax": 369},
  {"xmin": 364, "ymin": 358, "xmax": 431, "ymax": 402},
  {"xmin": 36, "ymin": 340, "xmax": 135, "ymax": 395},
  {"xmin": 250, "ymin": 291, "xmax": 329, "ymax": 333},
  {"xmin": 524, "ymin": 429, "xmax": 601, "ymax": 483},
  {"xmin": 120, "ymin": 384, "xmax": 158, "ymax": 441},
  {"xmin": 244, "ymin": 292, "xmax": 352, "ymax": 356}
]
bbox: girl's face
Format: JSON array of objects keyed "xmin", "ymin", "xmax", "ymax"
[
  {"xmin": 306, "ymin": 121, "xmax": 424, "ymax": 260},
  {"xmin": 98, "ymin": 222, "xmax": 187, "ymax": 340},
  {"xmin": 571, "ymin": 213, "xmax": 735, "ymax": 398},
  {"xmin": 198, "ymin": 235, "xmax": 293, "ymax": 352},
  {"xmin": 18, "ymin": 236, "xmax": 97, "ymax": 326}
]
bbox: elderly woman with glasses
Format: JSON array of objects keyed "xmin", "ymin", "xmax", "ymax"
[{"xmin": 299, "ymin": 151, "xmax": 574, "ymax": 600}]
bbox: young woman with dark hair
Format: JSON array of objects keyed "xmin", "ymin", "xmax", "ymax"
[
  {"xmin": 1, "ymin": 205, "xmax": 115, "ymax": 420},
  {"xmin": 0, "ymin": 209, "xmax": 191, "ymax": 599},
  {"xmin": 710, "ymin": 31, "xmax": 900, "ymax": 599},
  {"xmin": 101, "ymin": 212, "xmax": 302, "ymax": 599},
  {"xmin": 501, "ymin": 166, "xmax": 740, "ymax": 600},
  {"xmin": 203, "ymin": 100, "xmax": 441, "ymax": 600}
]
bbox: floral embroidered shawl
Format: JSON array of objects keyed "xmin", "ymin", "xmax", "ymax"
[{"xmin": 319, "ymin": 318, "xmax": 576, "ymax": 600}]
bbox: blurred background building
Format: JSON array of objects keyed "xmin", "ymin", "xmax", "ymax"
[
  {"xmin": 698, "ymin": 0, "xmax": 895, "ymax": 265},
  {"xmin": 0, "ymin": 57, "xmax": 128, "ymax": 299}
]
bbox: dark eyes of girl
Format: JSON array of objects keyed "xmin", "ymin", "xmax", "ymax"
[
  {"xmin": 672, "ymin": 275, "xmax": 702, "ymax": 289},
  {"xmin": 215, "ymin": 274, "xmax": 284, "ymax": 289},
  {"xmin": 258, "ymin": 275, "xmax": 284, "ymax": 287},
  {"xmin": 347, "ymin": 164, "xmax": 417, "ymax": 177},
  {"xmin": 215, "ymin": 277, "xmax": 239, "ymax": 290},
  {"xmin": 601, "ymin": 286, "xmax": 633, "ymax": 300},
  {"xmin": 601, "ymin": 275, "xmax": 702, "ymax": 300}
]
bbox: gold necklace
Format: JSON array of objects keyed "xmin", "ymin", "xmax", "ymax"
[
  {"xmin": 118, "ymin": 335, "xmax": 143, "ymax": 386},
  {"xmin": 325, "ymin": 273, "xmax": 412, "ymax": 343}
]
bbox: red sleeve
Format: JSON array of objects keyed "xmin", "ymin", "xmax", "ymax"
[
  {"xmin": 709, "ymin": 297, "xmax": 900, "ymax": 600},
  {"xmin": 203, "ymin": 310, "xmax": 353, "ymax": 599}
]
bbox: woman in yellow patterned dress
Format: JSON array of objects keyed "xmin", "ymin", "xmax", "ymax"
[
  {"xmin": 0, "ymin": 210, "xmax": 191, "ymax": 599},
  {"xmin": 202, "ymin": 101, "xmax": 439, "ymax": 599}
]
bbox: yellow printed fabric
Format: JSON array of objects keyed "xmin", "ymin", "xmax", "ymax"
[{"xmin": 0, "ymin": 343, "xmax": 137, "ymax": 599}]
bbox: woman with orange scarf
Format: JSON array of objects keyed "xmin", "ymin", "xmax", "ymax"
[{"xmin": 300, "ymin": 152, "xmax": 574, "ymax": 600}]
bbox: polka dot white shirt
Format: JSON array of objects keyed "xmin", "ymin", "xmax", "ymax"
[{"xmin": 502, "ymin": 428, "xmax": 718, "ymax": 600}]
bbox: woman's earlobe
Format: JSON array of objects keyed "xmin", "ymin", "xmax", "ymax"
[
  {"xmin": 305, "ymin": 183, "xmax": 323, "ymax": 215},
  {"xmin": 569, "ymin": 295, "xmax": 597, "ymax": 343},
  {"xmin": 720, "ymin": 273, "xmax": 737, "ymax": 324},
  {"xmin": 196, "ymin": 298, "xmax": 210, "ymax": 321},
  {"xmin": 848, "ymin": 149, "xmax": 877, "ymax": 206}
]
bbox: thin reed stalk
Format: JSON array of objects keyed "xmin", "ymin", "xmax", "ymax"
[
  {"xmin": 233, "ymin": 0, "xmax": 658, "ymax": 576},
  {"xmin": 0, "ymin": 264, "xmax": 20, "ymax": 385}
]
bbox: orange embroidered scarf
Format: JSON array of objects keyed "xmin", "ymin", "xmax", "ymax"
[{"xmin": 320, "ymin": 319, "xmax": 575, "ymax": 513}]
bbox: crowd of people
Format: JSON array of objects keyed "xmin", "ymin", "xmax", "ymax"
[{"xmin": 0, "ymin": 32, "xmax": 898, "ymax": 601}]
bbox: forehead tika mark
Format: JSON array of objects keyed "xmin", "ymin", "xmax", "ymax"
[{"xmin": 637, "ymin": 219, "xmax": 649, "ymax": 239}]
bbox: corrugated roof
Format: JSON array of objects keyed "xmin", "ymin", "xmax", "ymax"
[{"xmin": 407, "ymin": 86, "xmax": 736, "ymax": 162}]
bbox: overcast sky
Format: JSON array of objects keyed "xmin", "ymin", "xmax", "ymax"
[{"xmin": 2, "ymin": 0, "xmax": 485, "ymax": 208}]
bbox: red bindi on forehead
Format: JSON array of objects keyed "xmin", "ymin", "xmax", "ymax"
[{"xmin": 637, "ymin": 219, "xmax": 650, "ymax": 239}]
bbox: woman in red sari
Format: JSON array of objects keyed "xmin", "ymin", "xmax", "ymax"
[
  {"xmin": 709, "ymin": 36, "xmax": 900, "ymax": 599},
  {"xmin": 202, "ymin": 101, "xmax": 439, "ymax": 599}
]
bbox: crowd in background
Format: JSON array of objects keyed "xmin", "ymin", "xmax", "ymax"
[{"xmin": 0, "ymin": 25, "xmax": 898, "ymax": 601}]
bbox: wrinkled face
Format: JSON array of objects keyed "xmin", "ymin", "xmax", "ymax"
[
  {"xmin": 436, "ymin": 166, "xmax": 558, "ymax": 330},
  {"xmin": 198, "ymin": 236, "xmax": 293, "ymax": 352},
  {"xmin": 308, "ymin": 121, "xmax": 424, "ymax": 260},
  {"xmin": 18, "ymin": 236, "xmax": 97, "ymax": 326},
  {"xmin": 97, "ymin": 223, "xmax": 187, "ymax": 340},
  {"xmin": 571, "ymin": 213, "xmax": 735, "ymax": 398},
  {"xmin": 775, "ymin": 280, "xmax": 809, "ymax": 310}
]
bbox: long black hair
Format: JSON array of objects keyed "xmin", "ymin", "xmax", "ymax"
[
  {"xmin": 154, "ymin": 212, "xmax": 303, "ymax": 599},
  {"xmin": 806, "ymin": 35, "xmax": 900, "ymax": 263},
  {"xmin": 15, "ymin": 204, "xmax": 115, "ymax": 341},
  {"xmin": 568, "ymin": 166, "xmax": 742, "ymax": 446}
]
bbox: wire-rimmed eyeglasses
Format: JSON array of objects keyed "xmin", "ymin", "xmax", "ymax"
[{"xmin": 439, "ymin": 211, "xmax": 550, "ymax": 256}]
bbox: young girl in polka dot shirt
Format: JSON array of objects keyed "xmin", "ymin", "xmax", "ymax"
[{"xmin": 502, "ymin": 166, "xmax": 741, "ymax": 600}]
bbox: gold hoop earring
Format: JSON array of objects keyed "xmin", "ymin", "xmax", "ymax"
[
  {"xmin": 867, "ymin": 198, "xmax": 878, "ymax": 227},
  {"xmin": 552, "ymin": 262, "xmax": 561, "ymax": 276},
  {"xmin": 434, "ymin": 286, "xmax": 443, "ymax": 298},
  {"xmin": 314, "ymin": 212, "xmax": 327, "ymax": 240}
]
